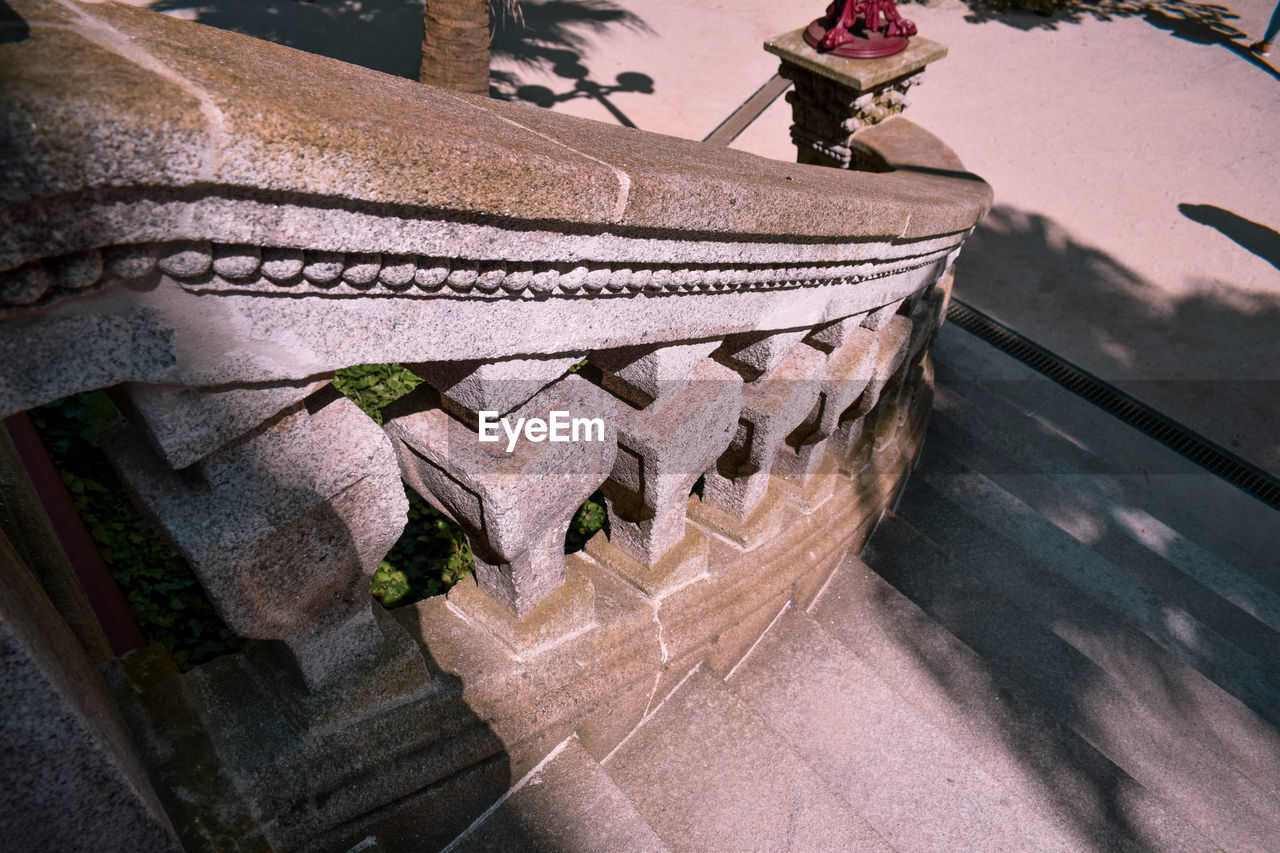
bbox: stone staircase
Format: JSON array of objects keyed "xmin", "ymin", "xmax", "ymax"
[
  {"xmin": 444, "ymin": 322, "xmax": 1280, "ymax": 853},
  {"xmin": 6, "ymin": 5, "xmax": 1274, "ymax": 848}
]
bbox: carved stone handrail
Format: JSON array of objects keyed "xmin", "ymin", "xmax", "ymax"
[
  {"xmin": 1, "ymin": 1, "xmax": 991, "ymax": 850},
  {"xmin": 1, "ymin": 0, "xmax": 988, "ymax": 414}
]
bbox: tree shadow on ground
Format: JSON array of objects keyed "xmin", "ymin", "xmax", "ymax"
[
  {"xmin": 957, "ymin": 204, "xmax": 1280, "ymax": 476},
  {"xmin": 856, "ymin": 208, "xmax": 1280, "ymax": 843},
  {"xmin": 151, "ymin": 0, "xmax": 428, "ymax": 79},
  {"xmin": 866, "ymin": 394, "xmax": 1280, "ymax": 848},
  {"xmin": 1141, "ymin": 5, "xmax": 1280, "ymax": 78},
  {"xmin": 956, "ymin": 0, "xmax": 1246, "ymax": 37},
  {"xmin": 147, "ymin": 0, "xmax": 659, "ymax": 121},
  {"xmin": 934, "ymin": 0, "xmax": 1280, "ymax": 79},
  {"xmin": 488, "ymin": 0, "xmax": 654, "ymax": 124}
]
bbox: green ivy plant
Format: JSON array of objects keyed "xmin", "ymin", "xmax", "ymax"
[
  {"xmin": 335, "ymin": 363, "xmax": 476, "ymax": 608},
  {"xmin": 331, "ymin": 363, "xmax": 424, "ymax": 426},
  {"xmin": 370, "ymin": 487, "xmax": 475, "ymax": 607},
  {"xmin": 31, "ymin": 393, "xmax": 243, "ymax": 671}
]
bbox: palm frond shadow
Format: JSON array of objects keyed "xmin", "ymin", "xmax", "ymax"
[{"xmin": 488, "ymin": 0, "xmax": 655, "ymax": 124}]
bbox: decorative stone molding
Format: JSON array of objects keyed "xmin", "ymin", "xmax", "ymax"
[
  {"xmin": 0, "ymin": 245, "xmax": 962, "ymax": 310},
  {"xmin": 0, "ymin": 235, "xmax": 961, "ymax": 310},
  {"xmin": 784, "ymin": 74, "xmax": 921, "ymax": 165}
]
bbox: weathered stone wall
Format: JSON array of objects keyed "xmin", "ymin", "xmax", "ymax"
[{"xmin": 0, "ymin": 522, "xmax": 180, "ymax": 852}]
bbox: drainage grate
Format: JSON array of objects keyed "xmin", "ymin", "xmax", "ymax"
[{"xmin": 946, "ymin": 298, "xmax": 1280, "ymax": 510}]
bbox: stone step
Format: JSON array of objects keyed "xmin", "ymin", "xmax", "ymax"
[
  {"xmin": 724, "ymin": 605, "xmax": 1083, "ymax": 852},
  {"xmin": 929, "ymin": 329, "xmax": 1280, "ymax": 617},
  {"xmin": 910, "ymin": 442, "xmax": 1280, "ymax": 728},
  {"xmin": 929, "ymin": 322, "xmax": 1279, "ymax": 587},
  {"xmin": 926, "ymin": 400, "xmax": 1280, "ymax": 694},
  {"xmin": 601, "ymin": 667, "xmax": 892, "ymax": 852},
  {"xmin": 444, "ymin": 738, "xmax": 667, "ymax": 853},
  {"xmin": 812, "ymin": 543, "xmax": 1221, "ymax": 853},
  {"xmin": 876, "ymin": 470, "xmax": 1280, "ymax": 851}
]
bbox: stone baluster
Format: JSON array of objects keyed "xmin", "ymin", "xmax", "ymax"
[
  {"xmin": 896, "ymin": 272, "xmax": 951, "ymax": 384},
  {"xmin": 103, "ymin": 383, "xmax": 425, "ymax": 723},
  {"xmin": 773, "ymin": 319, "xmax": 880, "ymax": 508},
  {"xmin": 867, "ymin": 279, "xmax": 950, "ymax": 449},
  {"xmin": 828, "ymin": 311, "xmax": 917, "ymax": 469},
  {"xmin": 692, "ymin": 329, "xmax": 826, "ymax": 547},
  {"xmin": 586, "ymin": 342, "xmax": 743, "ymax": 596},
  {"xmin": 383, "ymin": 367, "xmax": 615, "ymax": 652}
]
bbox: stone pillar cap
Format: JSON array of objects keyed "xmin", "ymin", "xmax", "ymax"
[{"xmin": 766, "ymin": 28, "xmax": 948, "ymax": 90}]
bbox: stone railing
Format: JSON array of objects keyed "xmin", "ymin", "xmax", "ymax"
[{"xmin": 0, "ymin": 1, "xmax": 990, "ymax": 850}]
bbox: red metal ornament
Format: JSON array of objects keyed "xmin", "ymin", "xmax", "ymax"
[{"xmin": 804, "ymin": 0, "xmax": 918, "ymax": 59}]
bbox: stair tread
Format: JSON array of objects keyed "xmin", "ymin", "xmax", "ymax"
[
  {"xmin": 929, "ymin": 323, "xmax": 1280, "ymax": 584},
  {"xmin": 929, "ymin": 350, "xmax": 1280, "ymax": 610},
  {"xmin": 448, "ymin": 739, "xmax": 666, "ymax": 853},
  {"xmin": 872, "ymin": 476, "xmax": 1280, "ymax": 851},
  {"xmin": 726, "ymin": 605, "xmax": 1082, "ymax": 852},
  {"xmin": 910, "ymin": 442, "xmax": 1280, "ymax": 724},
  {"xmin": 602, "ymin": 667, "xmax": 892, "ymax": 853},
  {"xmin": 925, "ymin": 406, "xmax": 1280, "ymax": 670},
  {"xmin": 811, "ymin": 541, "xmax": 1224, "ymax": 853}
]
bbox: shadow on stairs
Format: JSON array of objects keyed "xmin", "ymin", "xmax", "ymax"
[{"xmin": 444, "ymin": 322, "xmax": 1280, "ymax": 853}]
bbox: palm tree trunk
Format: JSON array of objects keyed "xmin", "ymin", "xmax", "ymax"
[{"xmin": 420, "ymin": 0, "xmax": 491, "ymax": 95}]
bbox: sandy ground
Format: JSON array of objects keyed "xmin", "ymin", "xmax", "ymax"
[{"xmin": 118, "ymin": 0, "xmax": 1280, "ymax": 476}]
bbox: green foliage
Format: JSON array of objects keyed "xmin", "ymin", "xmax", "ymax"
[
  {"xmin": 332, "ymin": 364, "xmax": 476, "ymax": 607},
  {"xmin": 372, "ymin": 488, "xmax": 475, "ymax": 607},
  {"xmin": 332, "ymin": 363, "xmax": 424, "ymax": 425},
  {"xmin": 370, "ymin": 564, "xmax": 410, "ymax": 607},
  {"xmin": 566, "ymin": 491, "xmax": 606, "ymax": 554},
  {"xmin": 31, "ymin": 393, "xmax": 242, "ymax": 671}
]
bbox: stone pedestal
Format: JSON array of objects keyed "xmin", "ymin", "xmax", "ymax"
[{"xmin": 765, "ymin": 28, "xmax": 948, "ymax": 169}]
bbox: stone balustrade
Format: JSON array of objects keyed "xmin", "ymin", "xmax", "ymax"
[{"xmin": 0, "ymin": 1, "xmax": 990, "ymax": 849}]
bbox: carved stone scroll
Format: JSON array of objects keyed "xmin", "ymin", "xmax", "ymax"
[{"xmin": 103, "ymin": 388, "xmax": 414, "ymax": 701}]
